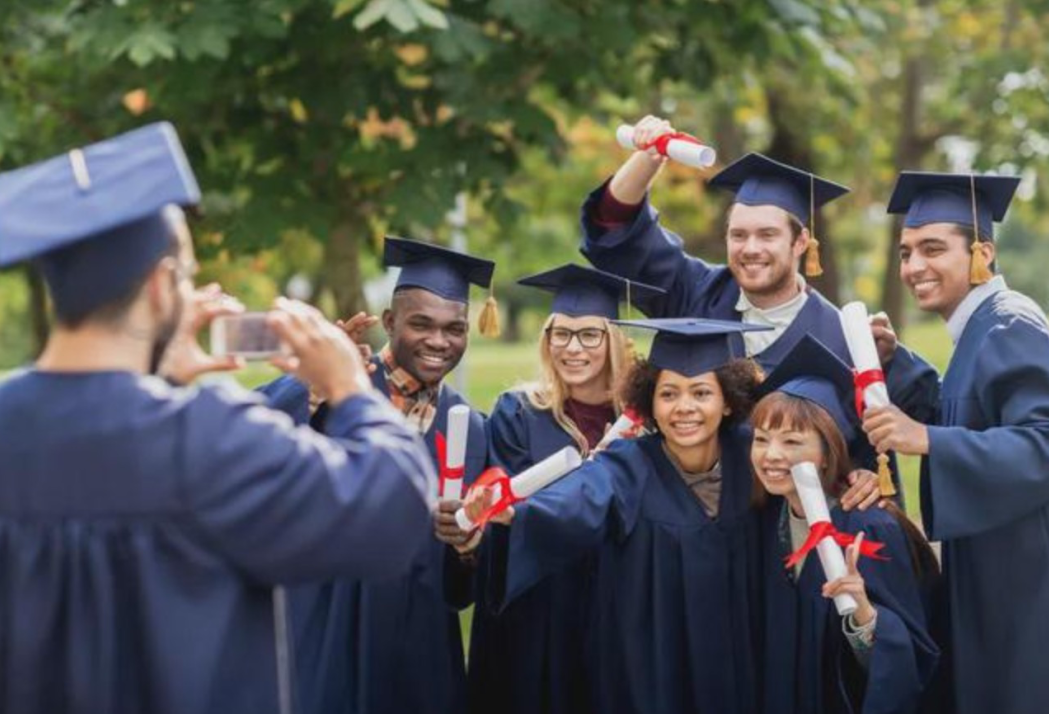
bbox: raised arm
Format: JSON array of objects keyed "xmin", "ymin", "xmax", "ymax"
[{"xmin": 580, "ymin": 116, "xmax": 730, "ymax": 318}]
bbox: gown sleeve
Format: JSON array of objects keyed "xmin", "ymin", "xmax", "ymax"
[
  {"xmin": 848, "ymin": 516, "xmax": 940, "ymax": 714},
  {"xmin": 924, "ymin": 316, "xmax": 1049, "ymax": 539},
  {"xmin": 578, "ymin": 181, "xmax": 723, "ymax": 318},
  {"xmin": 181, "ymin": 384, "xmax": 436, "ymax": 585}
]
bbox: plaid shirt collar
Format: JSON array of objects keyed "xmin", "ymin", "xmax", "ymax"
[{"xmin": 380, "ymin": 344, "xmax": 428, "ymax": 398}]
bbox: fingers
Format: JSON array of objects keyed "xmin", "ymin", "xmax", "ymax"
[
  {"xmin": 822, "ymin": 575, "xmax": 866, "ymax": 599},
  {"xmin": 849, "ymin": 533, "xmax": 865, "ymax": 573},
  {"xmin": 856, "ymin": 486, "xmax": 882, "ymax": 512},
  {"xmin": 840, "ymin": 470, "xmax": 876, "ymax": 511}
]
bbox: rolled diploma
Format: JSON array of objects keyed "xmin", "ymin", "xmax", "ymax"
[
  {"xmin": 441, "ymin": 405, "xmax": 470, "ymax": 501},
  {"xmin": 589, "ymin": 411, "xmax": 642, "ymax": 457},
  {"xmin": 790, "ymin": 462, "xmax": 858, "ymax": 616},
  {"xmin": 455, "ymin": 447, "xmax": 583, "ymax": 531},
  {"xmin": 840, "ymin": 302, "xmax": 890, "ymax": 409},
  {"xmin": 615, "ymin": 124, "xmax": 716, "ymax": 168}
]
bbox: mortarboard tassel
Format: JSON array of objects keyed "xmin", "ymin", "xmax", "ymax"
[
  {"xmin": 478, "ymin": 289, "xmax": 501, "ymax": 338},
  {"xmin": 876, "ymin": 453, "xmax": 897, "ymax": 498},
  {"xmin": 804, "ymin": 237, "xmax": 823, "ymax": 277},
  {"xmin": 804, "ymin": 174, "xmax": 823, "ymax": 277},
  {"xmin": 969, "ymin": 175, "xmax": 993, "ymax": 285}
]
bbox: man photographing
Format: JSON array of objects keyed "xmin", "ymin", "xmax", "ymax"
[{"xmin": 0, "ymin": 123, "xmax": 435, "ymax": 714}]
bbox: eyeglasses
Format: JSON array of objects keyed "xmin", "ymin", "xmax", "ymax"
[{"xmin": 546, "ymin": 326, "xmax": 607, "ymax": 349}]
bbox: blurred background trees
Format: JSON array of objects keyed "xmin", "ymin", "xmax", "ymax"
[{"xmin": 3, "ymin": 0, "xmax": 1049, "ymax": 366}]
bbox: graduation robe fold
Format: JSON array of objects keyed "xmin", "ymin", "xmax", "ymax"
[
  {"xmin": 0, "ymin": 371, "xmax": 433, "ymax": 714},
  {"xmin": 759, "ymin": 499, "xmax": 939, "ymax": 714},
  {"xmin": 466, "ymin": 391, "xmax": 593, "ymax": 714},
  {"xmin": 577, "ymin": 183, "xmax": 939, "ymax": 489},
  {"xmin": 920, "ymin": 289, "xmax": 1049, "ymax": 714},
  {"xmin": 261, "ymin": 362, "xmax": 487, "ymax": 714},
  {"xmin": 497, "ymin": 430, "xmax": 761, "ymax": 714}
]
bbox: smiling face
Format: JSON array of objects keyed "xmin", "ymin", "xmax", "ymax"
[
  {"xmin": 749, "ymin": 392, "xmax": 850, "ymax": 503},
  {"xmin": 751, "ymin": 423, "xmax": 825, "ymax": 499},
  {"xmin": 726, "ymin": 203, "xmax": 808, "ymax": 300},
  {"xmin": 545, "ymin": 313, "xmax": 610, "ymax": 392},
  {"xmin": 383, "ymin": 288, "xmax": 469, "ymax": 385},
  {"xmin": 651, "ymin": 369, "xmax": 728, "ymax": 451},
  {"xmin": 899, "ymin": 222, "xmax": 994, "ymax": 319}
]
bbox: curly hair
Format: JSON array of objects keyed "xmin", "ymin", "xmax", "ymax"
[{"xmin": 618, "ymin": 356, "xmax": 765, "ymax": 432}]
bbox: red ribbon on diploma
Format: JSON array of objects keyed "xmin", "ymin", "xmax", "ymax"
[
  {"xmin": 462, "ymin": 466, "xmax": 522, "ymax": 531},
  {"xmin": 783, "ymin": 521, "xmax": 888, "ymax": 569},
  {"xmin": 639, "ymin": 131, "xmax": 706, "ymax": 158},
  {"xmin": 852, "ymin": 368, "xmax": 886, "ymax": 418},
  {"xmin": 435, "ymin": 431, "xmax": 465, "ymax": 499}
]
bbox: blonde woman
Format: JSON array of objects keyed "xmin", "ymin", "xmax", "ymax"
[{"xmin": 466, "ymin": 264, "xmax": 662, "ymax": 714}]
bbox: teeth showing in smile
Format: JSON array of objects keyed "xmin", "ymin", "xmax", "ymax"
[
  {"xmin": 762, "ymin": 468, "xmax": 790, "ymax": 481},
  {"xmin": 419, "ymin": 353, "xmax": 446, "ymax": 365},
  {"xmin": 562, "ymin": 360, "xmax": 588, "ymax": 367}
]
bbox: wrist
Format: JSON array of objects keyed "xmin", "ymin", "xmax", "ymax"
[{"xmin": 852, "ymin": 602, "xmax": 876, "ymax": 627}]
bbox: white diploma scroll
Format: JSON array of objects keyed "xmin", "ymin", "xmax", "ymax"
[
  {"xmin": 839, "ymin": 302, "xmax": 890, "ymax": 410},
  {"xmin": 442, "ymin": 404, "xmax": 470, "ymax": 501},
  {"xmin": 790, "ymin": 462, "xmax": 858, "ymax": 616},
  {"xmin": 589, "ymin": 411, "xmax": 643, "ymax": 458},
  {"xmin": 615, "ymin": 124, "xmax": 717, "ymax": 168},
  {"xmin": 455, "ymin": 447, "xmax": 583, "ymax": 531}
]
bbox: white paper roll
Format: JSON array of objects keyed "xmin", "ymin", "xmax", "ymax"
[
  {"xmin": 615, "ymin": 124, "xmax": 716, "ymax": 168},
  {"xmin": 589, "ymin": 412, "xmax": 643, "ymax": 458},
  {"xmin": 454, "ymin": 447, "xmax": 583, "ymax": 530},
  {"xmin": 441, "ymin": 405, "xmax": 470, "ymax": 501},
  {"xmin": 790, "ymin": 462, "xmax": 857, "ymax": 616},
  {"xmin": 840, "ymin": 302, "xmax": 890, "ymax": 410}
]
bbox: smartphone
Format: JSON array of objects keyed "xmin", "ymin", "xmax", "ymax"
[{"xmin": 211, "ymin": 312, "xmax": 285, "ymax": 360}]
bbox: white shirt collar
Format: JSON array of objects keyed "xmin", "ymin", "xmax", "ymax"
[
  {"xmin": 946, "ymin": 275, "xmax": 1007, "ymax": 344},
  {"xmin": 735, "ymin": 274, "xmax": 808, "ymax": 321}
]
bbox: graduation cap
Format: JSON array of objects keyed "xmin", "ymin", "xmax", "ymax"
[
  {"xmin": 0, "ymin": 122, "xmax": 200, "ymax": 322},
  {"xmin": 709, "ymin": 153, "xmax": 850, "ymax": 278},
  {"xmin": 517, "ymin": 263, "xmax": 666, "ymax": 320},
  {"xmin": 383, "ymin": 235, "xmax": 500, "ymax": 336},
  {"xmin": 887, "ymin": 171, "xmax": 1021, "ymax": 285},
  {"xmin": 756, "ymin": 334, "xmax": 857, "ymax": 442},
  {"xmin": 613, "ymin": 317, "xmax": 771, "ymax": 377}
]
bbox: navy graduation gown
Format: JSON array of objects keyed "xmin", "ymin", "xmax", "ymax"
[
  {"xmin": 262, "ymin": 362, "xmax": 488, "ymax": 714},
  {"xmin": 498, "ymin": 430, "xmax": 760, "ymax": 714},
  {"xmin": 920, "ymin": 289, "xmax": 1049, "ymax": 714},
  {"xmin": 759, "ymin": 499, "xmax": 939, "ymax": 714},
  {"xmin": 0, "ymin": 370, "xmax": 433, "ymax": 714},
  {"xmin": 466, "ymin": 391, "xmax": 593, "ymax": 714},
  {"xmin": 578, "ymin": 184, "xmax": 939, "ymax": 482}
]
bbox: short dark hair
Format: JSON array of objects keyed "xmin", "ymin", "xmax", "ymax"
[
  {"xmin": 52, "ymin": 224, "xmax": 181, "ymax": 329},
  {"xmin": 618, "ymin": 356, "xmax": 765, "ymax": 431}
]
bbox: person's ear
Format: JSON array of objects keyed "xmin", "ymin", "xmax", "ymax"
[{"xmin": 381, "ymin": 308, "xmax": 395, "ymax": 336}]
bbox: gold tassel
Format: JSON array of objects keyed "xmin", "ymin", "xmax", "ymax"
[
  {"xmin": 478, "ymin": 294, "xmax": 501, "ymax": 338},
  {"xmin": 804, "ymin": 174, "xmax": 823, "ymax": 277},
  {"xmin": 804, "ymin": 237, "xmax": 823, "ymax": 277},
  {"xmin": 877, "ymin": 453, "xmax": 897, "ymax": 498},
  {"xmin": 969, "ymin": 238, "xmax": 993, "ymax": 286},
  {"xmin": 969, "ymin": 173, "xmax": 992, "ymax": 286}
]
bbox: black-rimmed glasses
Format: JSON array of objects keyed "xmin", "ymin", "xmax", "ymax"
[{"xmin": 546, "ymin": 326, "xmax": 607, "ymax": 349}]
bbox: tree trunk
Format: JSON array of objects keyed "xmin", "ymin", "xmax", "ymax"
[
  {"xmin": 882, "ymin": 51, "xmax": 926, "ymax": 329},
  {"xmin": 323, "ymin": 209, "xmax": 369, "ymax": 320},
  {"xmin": 26, "ymin": 265, "xmax": 49, "ymax": 357}
]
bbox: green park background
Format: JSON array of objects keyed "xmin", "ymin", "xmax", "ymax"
[{"xmin": 3, "ymin": 0, "xmax": 1046, "ymax": 508}]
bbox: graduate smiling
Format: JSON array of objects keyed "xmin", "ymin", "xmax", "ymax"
[{"xmin": 863, "ymin": 171, "xmax": 1049, "ymax": 714}]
